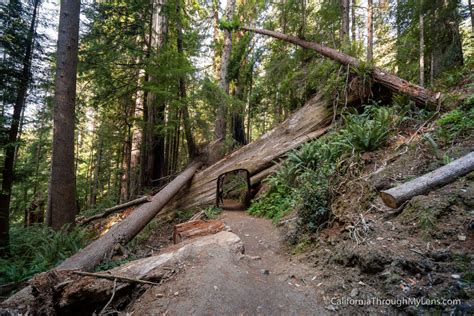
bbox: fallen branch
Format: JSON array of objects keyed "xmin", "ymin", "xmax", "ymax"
[
  {"xmin": 241, "ymin": 26, "xmax": 442, "ymax": 108},
  {"xmin": 380, "ymin": 151, "xmax": 474, "ymax": 208},
  {"xmin": 57, "ymin": 162, "xmax": 202, "ymax": 271},
  {"xmin": 72, "ymin": 271, "xmax": 159, "ymax": 286},
  {"xmin": 78, "ymin": 196, "xmax": 153, "ymax": 225}
]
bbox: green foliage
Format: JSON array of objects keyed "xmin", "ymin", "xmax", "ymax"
[
  {"xmin": 434, "ymin": 107, "xmax": 474, "ymax": 144},
  {"xmin": 340, "ymin": 106, "xmax": 397, "ymax": 152},
  {"xmin": 219, "ymin": 18, "xmax": 240, "ymax": 31},
  {"xmin": 0, "ymin": 225, "xmax": 92, "ymax": 284},
  {"xmin": 204, "ymin": 206, "xmax": 222, "ymax": 219},
  {"xmin": 248, "ymin": 190, "xmax": 296, "ymax": 224},
  {"xmin": 249, "ymin": 104, "xmax": 397, "ymax": 235}
]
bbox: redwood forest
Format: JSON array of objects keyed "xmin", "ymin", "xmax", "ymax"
[{"xmin": 0, "ymin": 0, "xmax": 473, "ymax": 314}]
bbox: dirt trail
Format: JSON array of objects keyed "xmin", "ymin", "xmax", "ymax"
[{"xmin": 129, "ymin": 211, "xmax": 327, "ymax": 315}]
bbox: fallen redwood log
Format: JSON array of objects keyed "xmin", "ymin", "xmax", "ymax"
[
  {"xmin": 241, "ymin": 27, "xmax": 442, "ymax": 108},
  {"xmin": 57, "ymin": 162, "xmax": 202, "ymax": 271},
  {"xmin": 161, "ymin": 93, "xmax": 333, "ymax": 214},
  {"xmin": 2, "ymin": 232, "xmax": 243, "ymax": 314},
  {"xmin": 173, "ymin": 219, "xmax": 225, "ymax": 244},
  {"xmin": 380, "ymin": 151, "xmax": 474, "ymax": 208},
  {"xmin": 78, "ymin": 195, "xmax": 153, "ymax": 225}
]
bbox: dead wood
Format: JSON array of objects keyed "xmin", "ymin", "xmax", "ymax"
[
  {"xmin": 78, "ymin": 195, "xmax": 153, "ymax": 225},
  {"xmin": 380, "ymin": 151, "xmax": 474, "ymax": 208},
  {"xmin": 241, "ymin": 26, "xmax": 442, "ymax": 108},
  {"xmin": 161, "ymin": 93, "xmax": 333, "ymax": 215},
  {"xmin": 72, "ymin": 271, "xmax": 160, "ymax": 286},
  {"xmin": 173, "ymin": 219, "xmax": 225, "ymax": 244},
  {"xmin": 57, "ymin": 162, "xmax": 202, "ymax": 272}
]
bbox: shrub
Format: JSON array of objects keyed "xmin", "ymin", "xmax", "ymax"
[
  {"xmin": 248, "ymin": 104, "xmax": 397, "ymax": 239},
  {"xmin": 0, "ymin": 225, "xmax": 91, "ymax": 284},
  {"xmin": 435, "ymin": 107, "xmax": 474, "ymax": 144},
  {"xmin": 340, "ymin": 106, "xmax": 396, "ymax": 152}
]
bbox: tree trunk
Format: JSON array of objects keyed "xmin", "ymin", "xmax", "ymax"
[
  {"xmin": 0, "ymin": 0, "xmax": 40, "ymax": 255},
  {"xmin": 142, "ymin": 0, "xmax": 167, "ymax": 189},
  {"xmin": 162, "ymin": 93, "xmax": 332, "ymax": 214},
  {"xmin": 340, "ymin": 0, "xmax": 350, "ymax": 45},
  {"xmin": 241, "ymin": 26, "xmax": 442, "ymax": 107},
  {"xmin": 366, "ymin": 0, "xmax": 373, "ymax": 63},
  {"xmin": 419, "ymin": 7, "xmax": 425, "ymax": 87},
  {"xmin": 47, "ymin": 0, "xmax": 81, "ymax": 231},
  {"xmin": 214, "ymin": 0, "xmax": 236, "ymax": 144},
  {"xmin": 469, "ymin": 0, "xmax": 474, "ymax": 33},
  {"xmin": 380, "ymin": 152, "xmax": 474, "ymax": 208},
  {"xmin": 56, "ymin": 162, "xmax": 201, "ymax": 271},
  {"xmin": 351, "ymin": 0, "xmax": 357, "ymax": 42},
  {"xmin": 175, "ymin": 0, "xmax": 197, "ymax": 159},
  {"xmin": 90, "ymin": 138, "xmax": 102, "ymax": 207}
]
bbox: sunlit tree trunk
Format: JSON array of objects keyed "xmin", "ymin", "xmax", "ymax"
[
  {"xmin": 419, "ymin": 6, "xmax": 425, "ymax": 87},
  {"xmin": 351, "ymin": 0, "xmax": 357, "ymax": 42},
  {"xmin": 367, "ymin": 0, "xmax": 373, "ymax": 62},
  {"xmin": 469, "ymin": 0, "xmax": 473, "ymax": 33},
  {"xmin": 340, "ymin": 0, "xmax": 350, "ymax": 45},
  {"xmin": 214, "ymin": 0, "xmax": 236, "ymax": 146}
]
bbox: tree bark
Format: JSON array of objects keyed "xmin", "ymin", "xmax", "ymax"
[
  {"xmin": 241, "ymin": 26, "xmax": 442, "ymax": 108},
  {"xmin": 175, "ymin": 0, "xmax": 197, "ymax": 159},
  {"xmin": 214, "ymin": 0, "xmax": 236, "ymax": 144},
  {"xmin": 142, "ymin": 0, "xmax": 167, "ymax": 189},
  {"xmin": 351, "ymin": 0, "xmax": 357, "ymax": 42},
  {"xmin": 340, "ymin": 0, "xmax": 350, "ymax": 45},
  {"xmin": 162, "ymin": 93, "xmax": 332, "ymax": 214},
  {"xmin": 47, "ymin": 0, "xmax": 81, "ymax": 231},
  {"xmin": 419, "ymin": 4, "xmax": 425, "ymax": 87},
  {"xmin": 0, "ymin": 0, "xmax": 40, "ymax": 254},
  {"xmin": 469, "ymin": 0, "xmax": 474, "ymax": 33},
  {"xmin": 380, "ymin": 152, "xmax": 474, "ymax": 208},
  {"xmin": 366, "ymin": 0, "xmax": 373, "ymax": 63},
  {"xmin": 57, "ymin": 162, "xmax": 201, "ymax": 271}
]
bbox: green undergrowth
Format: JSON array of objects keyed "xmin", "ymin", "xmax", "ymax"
[
  {"xmin": 249, "ymin": 104, "xmax": 399, "ymax": 235},
  {"xmin": 0, "ymin": 225, "xmax": 92, "ymax": 284}
]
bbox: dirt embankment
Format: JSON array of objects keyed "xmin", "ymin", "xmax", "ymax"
[{"xmin": 293, "ymin": 136, "xmax": 473, "ymax": 314}]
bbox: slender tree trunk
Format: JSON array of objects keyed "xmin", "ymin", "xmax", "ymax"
[
  {"xmin": 130, "ymin": 70, "xmax": 144, "ymax": 197},
  {"xmin": 90, "ymin": 139, "xmax": 102, "ymax": 207},
  {"xmin": 419, "ymin": 7, "xmax": 425, "ymax": 87},
  {"xmin": 469, "ymin": 0, "xmax": 474, "ymax": 33},
  {"xmin": 340, "ymin": 0, "xmax": 350, "ymax": 45},
  {"xmin": 175, "ymin": 0, "xmax": 197, "ymax": 159},
  {"xmin": 0, "ymin": 0, "xmax": 40, "ymax": 254},
  {"xmin": 351, "ymin": 0, "xmax": 357, "ymax": 42},
  {"xmin": 214, "ymin": 0, "xmax": 236, "ymax": 143},
  {"xmin": 366, "ymin": 0, "xmax": 373, "ymax": 63}
]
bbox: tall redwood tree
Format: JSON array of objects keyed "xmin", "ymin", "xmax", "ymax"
[{"xmin": 46, "ymin": 0, "xmax": 81, "ymax": 230}]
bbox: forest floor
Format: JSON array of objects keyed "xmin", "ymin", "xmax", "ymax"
[{"xmin": 126, "ymin": 210, "xmax": 328, "ymax": 315}]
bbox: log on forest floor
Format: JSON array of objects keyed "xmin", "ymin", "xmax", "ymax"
[
  {"xmin": 173, "ymin": 219, "xmax": 225, "ymax": 244},
  {"xmin": 57, "ymin": 162, "xmax": 202, "ymax": 272},
  {"xmin": 1, "ymin": 232, "xmax": 243, "ymax": 314},
  {"xmin": 380, "ymin": 151, "xmax": 474, "ymax": 208},
  {"xmin": 161, "ymin": 93, "xmax": 333, "ymax": 215},
  {"xmin": 241, "ymin": 27, "xmax": 442, "ymax": 108}
]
